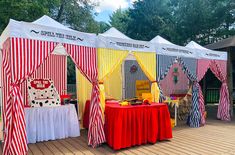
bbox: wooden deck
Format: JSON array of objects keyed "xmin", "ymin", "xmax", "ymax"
[{"xmin": 1, "ymin": 119, "xmax": 235, "ymax": 155}]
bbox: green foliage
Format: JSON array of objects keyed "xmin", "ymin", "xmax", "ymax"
[
  {"xmin": 109, "ymin": 8, "xmax": 130, "ymax": 34},
  {"xmin": 97, "ymin": 21, "xmax": 111, "ymax": 33},
  {"xmin": 127, "ymin": 0, "xmax": 174, "ymax": 41},
  {"xmin": 0, "ymin": 0, "xmax": 51, "ymax": 32},
  {"xmin": 67, "ymin": 57, "xmax": 76, "ymax": 84},
  {"xmin": 0, "ymin": 0, "xmax": 110, "ymax": 84},
  {"xmin": 0, "ymin": 0, "xmax": 108, "ymax": 34},
  {"xmin": 172, "ymin": 0, "xmax": 235, "ymax": 45},
  {"xmin": 108, "ymin": 0, "xmax": 235, "ymax": 45},
  {"xmin": 0, "ymin": 0, "xmax": 234, "ymax": 84}
]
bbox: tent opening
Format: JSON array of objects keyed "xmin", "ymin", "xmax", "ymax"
[
  {"xmin": 123, "ymin": 59, "xmax": 150, "ymax": 99},
  {"xmin": 200, "ymin": 69, "xmax": 221, "ymax": 119}
]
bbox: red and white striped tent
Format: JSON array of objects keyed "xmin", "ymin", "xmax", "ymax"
[
  {"xmin": 186, "ymin": 41, "xmax": 230, "ymax": 123},
  {"xmin": 0, "ymin": 15, "xmax": 105, "ymax": 155}
]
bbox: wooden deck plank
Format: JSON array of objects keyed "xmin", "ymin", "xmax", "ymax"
[
  {"xmin": 51, "ymin": 140, "xmax": 74, "ymax": 155},
  {"xmin": 78, "ymin": 133, "xmax": 116, "ymax": 155},
  {"xmin": 28, "ymin": 144, "xmax": 43, "ymax": 155},
  {"xmin": 65, "ymin": 138, "xmax": 94, "ymax": 155},
  {"xmin": 44, "ymin": 141, "xmax": 64, "ymax": 155},
  {"xmin": 58, "ymin": 139, "xmax": 84, "ymax": 155},
  {"xmin": 140, "ymin": 145, "xmax": 169, "ymax": 155},
  {"xmin": 175, "ymin": 132, "xmax": 235, "ymax": 153},
  {"xmin": 1, "ymin": 120, "xmax": 235, "ymax": 155},
  {"xmin": 71, "ymin": 137, "xmax": 104, "ymax": 155},
  {"xmin": 131, "ymin": 146, "xmax": 156, "ymax": 155},
  {"xmin": 36, "ymin": 142, "xmax": 53, "ymax": 155},
  {"xmin": 175, "ymin": 132, "xmax": 235, "ymax": 150},
  {"xmin": 172, "ymin": 136, "xmax": 222, "ymax": 154}
]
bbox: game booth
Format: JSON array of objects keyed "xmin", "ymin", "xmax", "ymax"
[
  {"xmin": 0, "ymin": 16, "xmax": 231, "ymax": 154},
  {"xmin": 186, "ymin": 41, "xmax": 230, "ymax": 121},
  {"xmin": 0, "ymin": 15, "xmax": 103, "ymax": 154},
  {"xmin": 150, "ymin": 36, "xmax": 201, "ymax": 127},
  {"xmin": 80, "ymin": 27, "xmax": 173, "ymax": 150}
]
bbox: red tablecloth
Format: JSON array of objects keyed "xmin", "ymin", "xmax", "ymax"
[
  {"xmin": 83, "ymin": 100, "xmax": 119, "ymax": 129},
  {"xmin": 105, "ymin": 103, "xmax": 172, "ymax": 150}
]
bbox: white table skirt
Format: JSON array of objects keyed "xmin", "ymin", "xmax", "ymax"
[{"xmin": 25, "ymin": 104, "xmax": 80, "ymax": 143}]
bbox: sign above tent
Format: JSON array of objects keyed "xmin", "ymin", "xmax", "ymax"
[
  {"xmin": 0, "ymin": 16, "xmax": 96, "ymax": 48},
  {"xmin": 97, "ymin": 35, "xmax": 155, "ymax": 52},
  {"xmin": 97, "ymin": 27, "xmax": 155, "ymax": 52},
  {"xmin": 150, "ymin": 36, "xmax": 199, "ymax": 58}
]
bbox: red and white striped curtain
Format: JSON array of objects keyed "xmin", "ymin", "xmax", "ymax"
[
  {"xmin": 63, "ymin": 43, "xmax": 105, "ymax": 147},
  {"xmin": 2, "ymin": 38, "xmax": 58, "ymax": 155},
  {"xmin": 197, "ymin": 60, "xmax": 210, "ymax": 125},
  {"xmin": 197, "ymin": 59, "xmax": 230, "ymax": 122},
  {"xmin": 210, "ymin": 60, "xmax": 230, "ymax": 121},
  {"xmin": 20, "ymin": 54, "xmax": 67, "ymax": 106}
]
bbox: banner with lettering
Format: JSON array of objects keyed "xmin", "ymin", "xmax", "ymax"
[
  {"xmin": 30, "ymin": 79, "xmax": 51, "ymax": 90},
  {"xmin": 2, "ymin": 19, "xmax": 96, "ymax": 47}
]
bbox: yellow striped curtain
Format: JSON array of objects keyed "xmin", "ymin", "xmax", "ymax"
[
  {"xmin": 133, "ymin": 52, "xmax": 160, "ymax": 102},
  {"xmin": 98, "ymin": 48, "xmax": 129, "ymax": 112},
  {"xmin": 103, "ymin": 65, "xmax": 122, "ymax": 100},
  {"xmin": 76, "ymin": 69, "xmax": 92, "ymax": 124}
]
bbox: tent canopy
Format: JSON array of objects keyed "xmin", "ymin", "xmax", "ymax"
[
  {"xmin": 151, "ymin": 35, "xmax": 174, "ymax": 45},
  {"xmin": 100, "ymin": 27, "xmax": 131, "ymax": 40},
  {"xmin": 186, "ymin": 41, "xmax": 227, "ymax": 60},
  {"xmin": 0, "ymin": 15, "xmax": 96, "ymax": 50},
  {"xmin": 97, "ymin": 28, "xmax": 155, "ymax": 52},
  {"xmin": 150, "ymin": 36, "xmax": 198, "ymax": 58}
]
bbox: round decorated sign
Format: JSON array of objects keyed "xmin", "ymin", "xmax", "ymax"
[{"xmin": 130, "ymin": 65, "xmax": 138, "ymax": 73}]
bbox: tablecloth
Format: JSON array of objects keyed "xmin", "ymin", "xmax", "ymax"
[
  {"xmin": 83, "ymin": 100, "xmax": 119, "ymax": 129},
  {"xmin": 105, "ymin": 103, "xmax": 172, "ymax": 150},
  {"xmin": 83, "ymin": 100, "xmax": 91, "ymax": 129},
  {"xmin": 25, "ymin": 104, "xmax": 80, "ymax": 143}
]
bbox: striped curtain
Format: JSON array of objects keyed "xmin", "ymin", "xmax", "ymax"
[
  {"xmin": 177, "ymin": 58, "xmax": 201, "ymax": 127},
  {"xmin": 157, "ymin": 55, "xmax": 176, "ymax": 80},
  {"xmin": 63, "ymin": 44, "xmax": 105, "ymax": 147},
  {"xmin": 97, "ymin": 48, "xmax": 128, "ymax": 113},
  {"xmin": 156, "ymin": 55, "xmax": 201, "ymax": 127},
  {"xmin": 197, "ymin": 60, "xmax": 210, "ymax": 125},
  {"xmin": 156, "ymin": 55, "xmax": 176, "ymax": 102},
  {"xmin": 133, "ymin": 52, "xmax": 160, "ymax": 102},
  {"xmin": 180, "ymin": 57, "xmax": 197, "ymax": 76},
  {"xmin": 197, "ymin": 59, "xmax": 229, "ymax": 123},
  {"xmin": 20, "ymin": 54, "xmax": 67, "ymax": 106},
  {"xmin": 2, "ymin": 38, "xmax": 58, "ymax": 155},
  {"xmin": 209, "ymin": 60, "xmax": 230, "ymax": 121}
]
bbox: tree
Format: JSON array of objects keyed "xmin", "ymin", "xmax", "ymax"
[
  {"xmin": 0, "ymin": 0, "xmax": 109, "ymax": 84},
  {"xmin": 0, "ymin": 0, "xmax": 106, "ymax": 34},
  {"xmin": 172, "ymin": 0, "xmax": 235, "ymax": 45},
  {"xmin": 0, "ymin": 0, "xmax": 52, "ymax": 33},
  {"xmin": 126, "ymin": 0, "xmax": 175, "ymax": 41},
  {"xmin": 97, "ymin": 21, "xmax": 111, "ymax": 33},
  {"xmin": 109, "ymin": 8, "xmax": 130, "ymax": 34}
]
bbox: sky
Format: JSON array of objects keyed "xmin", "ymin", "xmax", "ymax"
[{"xmin": 92, "ymin": 0, "xmax": 137, "ymax": 23}]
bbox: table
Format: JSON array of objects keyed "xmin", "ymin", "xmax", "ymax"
[
  {"xmin": 83, "ymin": 100, "xmax": 91, "ymax": 129},
  {"xmin": 105, "ymin": 103, "xmax": 172, "ymax": 150},
  {"xmin": 25, "ymin": 104, "xmax": 80, "ymax": 143},
  {"xmin": 83, "ymin": 100, "xmax": 119, "ymax": 129}
]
